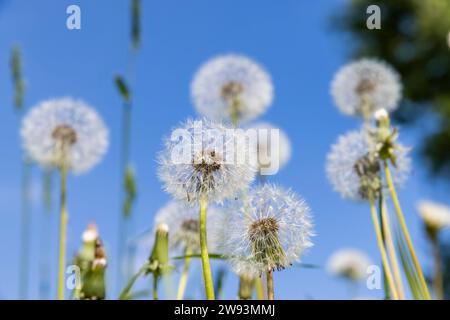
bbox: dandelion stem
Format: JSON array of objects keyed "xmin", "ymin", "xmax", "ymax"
[
  {"xmin": 431, "ymin": 236, "xmax": 444, "ymax": 300},
  {"xmin": 266, "ymin": 270, "xmax": 274, "ymax": 300},
  {"xmin": 176, "ymin": 246, "xmax": 192, "ymax": 300},
  {"xmin": 57, "ymin": 165, "xmax": 68, "ymax": 300},
  {"xmin": 153, "ymin": 275, "xmax": 158, "ymax": 300},
  {"xmin": 19, "ymin": 160, "xmax": 32, "ymax": 299},
  {"xmin": 255, "ymin": 277, "xmax": 265, "ymax": 300},
  {"xmin": 199, "ymin": 195, "xmax": 215, "ymax": 300},
  {"xmin": 369, "ymin": 194, "xmax": 399, "ymax": 300},
  {"xmin": 379, "ymin": 195, "xmax": 405, "ymax": 299},
  {"xmin": 383, "ymin": 160, "xmax": 431, "ymax": 300}
]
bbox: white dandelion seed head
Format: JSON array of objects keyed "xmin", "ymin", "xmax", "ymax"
[
  {"xmin": 154, "ymin": 200, "xmax": 221, "ymax": 254},
  {"xmin": 327, "ymin": 249, "xmax": 371, "ymax": 281},
  {"xmin": 326, "ymin": 128, "xmax": 410, "ymax": 202},
  {"xmin": 218, "ymin": 184, "xmax": 314, "ymax": 276},
  {"xmin": 331, "ymin": 59, "xmax": 402, "ymax": 118},
  {"xmin": 158, "ymin": 118, "xmax": 257, "ymax": 203},
  {"xmin": 21, "ymin": 98, "xmax": 109, "ymax": 174},
  {"xmin": 249, "ymin": 122, "xmax": 292, "ymax": 173},
  {"xmin": 417, "ymin": 200, "xmax": 450, "ymax": 231},
  {"xmin": 191, "ymin": 54, "xmax": 274, "ymax": 123}
]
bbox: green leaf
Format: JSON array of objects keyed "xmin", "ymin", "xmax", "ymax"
[
  {"xmin": 114, "ymin": 75, "xmax": 131, "ymax": 103},
  {"xmin": 395, "ymin": 223, "xmax": 423, "ymax": 300},
  {"xmin": 119, "ymin": 263, "xmax": 148, "ymax": 300}
]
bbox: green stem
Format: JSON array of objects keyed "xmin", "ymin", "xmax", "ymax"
[
  {"xmin": 19, "ymin": 160, "xmax": 31, "ymax": 299},
  {"xmin": 255, "ymin": 277, "xmax": 265, "ymax": 300},
  {"xmin": 431, "ymin": 236, "xmax": 444, "ymax": 300},
  {"xmin": 176, "ymin": 246, "xmax": 192, "ymax": 300},
  {"xmin": 199, "ymin": 195, "xmax": 215, "ymax": 300},
  {"xmin": 266, "ymin": 271, "xmax": 274, "ymax": 300},
  {"xmin": 117, "ymin": 103, "xmax": 132, "ymax": 289},
  {"xmin": 379, "ymin": 195, "xmax": 405, "ymax": 299},
  {"xmin": 369, "ymin": 195, "xmax": 399, "ymax": 300},
  {"xmin": 383, "ymin": 161, "xmax": 431, "ymax": 300},
  {"xmin": 153, "ymin": 275, "xmax": 158, "ymax": 300},
  {"xmin": 57, "ymin": 165, "xmax": 68, "ymax": 300}
]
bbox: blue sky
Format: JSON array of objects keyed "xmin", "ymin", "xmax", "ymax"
[{"xmin": 0, "ymin": 0, "xmax": 448, "ymax": 300}]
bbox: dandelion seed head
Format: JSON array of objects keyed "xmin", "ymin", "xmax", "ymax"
[
  {"xmin": 417, "ymin": 200, "xmax": 450, "ymax": 231},
  {"xmin": 218, "ymin": 184, "xmax": 314, "ymax": 276},
  {"xmin": 250, "ymin": 122, "xmax": 292, "ymax": 173},
  {"xmin": 154, "ymin": 200, "xmax": 221, "ymax": 253},
  {"xmin": 191, "ymin": 54, "xmax": 274, "ymax": 123},
  {"xmin": 326, "ymin": 128, "xmax": 410, "ymax": 202},
  {"xmin": 331, "ymin": 59, "xmax": 402, "ymax": 118},
  {"xmin": 21, "ymin": 98, "xmax": 109, "ymax": 174},
  {"xmin": 327, "ymin": 249, "xmax": 371, "ymax": 281},
  {"xmin": 158, "ymin": 118, "xmax": 257, "ymax": 203}
]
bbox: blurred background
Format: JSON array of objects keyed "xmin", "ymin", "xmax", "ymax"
[{"xmin": 0, "ymin": 0, "xmax": 449, "ymax": 299}]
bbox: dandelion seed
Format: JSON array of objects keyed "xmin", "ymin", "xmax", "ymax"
[
  {"xmin": 331, "ymin": 59, "xmax": 402, "ymax": 119},
  {"xmin": 250, "ymin": 122, "xmax": 292, "ymax": 174},
  {"xmin": 218, "ymin": 184, "xmax": 314, "ymax": 299},
  {"xmin": 21, "ymin": 97, "xmax": 109, "ymax": 173},
  {"xmin": 191, "ymin": 54, "xmax": 273, "ymax": 124},
  {"xmin": 327, "ymin": 249, "xmax": 371, "ymax": 282},
  {"xmin": 326, "ymin": 128, "xmax": 410, "ymax": 202},
  {"xmin": 158, "ymin": 118, "xmax": 257, "ymax": 204}
]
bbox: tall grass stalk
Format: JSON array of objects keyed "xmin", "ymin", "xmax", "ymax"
[
  {"xmin": 369, "ymin": 193, "xmax": 399, "ymax": 300},
  {"xmin": 383, "ymin": 160, "xmax": 431, "ymax": 300},
  {"xmin": 176, "ymin": 246, "xmax": 192, "ymax": 300},
  {"xmin": 379, "ymin": 196, "xmax": 405, "ymax": 299},
  {"xmin": 19, "ymin": 160, "xmax": 32, "ymax": 299}
]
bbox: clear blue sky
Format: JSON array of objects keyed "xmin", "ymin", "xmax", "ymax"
[{"xmin": 0, "ymin": 0, "xmax": 448, "ymax": 300}]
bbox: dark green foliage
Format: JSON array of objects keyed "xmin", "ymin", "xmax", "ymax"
[{"xmin": 333, "ymin": 0, "xmax": 450, "ymax": 178}]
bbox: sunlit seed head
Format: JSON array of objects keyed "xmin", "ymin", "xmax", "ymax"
[
  {"xmin": 21, "ymin": 97, "xmax": 109, "ymax": 174},
  {"xmin": 218, "ymin": 184, "xmax": 314, "ymax": 276},
  {"xmin": 326, "ymin": 128, "xmax": 410, "ymax": 202},
  {"xmin": 331, "ymin": 59, "xmax": 402, "ymax": 118},
  {"xmin": 327, "ymin": 249, "xmax": 371, "ymax": 282},
  {"xmin": 191, "ymin": 54, "xmax": 274, "ymax": 123},
  {"xmin": 158, "ymin": 118, "xmax": 256, "ymax": 203}
]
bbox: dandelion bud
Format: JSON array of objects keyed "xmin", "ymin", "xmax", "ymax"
[
  {"xmin": 148, "ymin": 224, "xmax": 171, "ymax": 277},
  {"xmin": 82, "ymin": 223, "xmax": 99, "ymax": 243}
]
